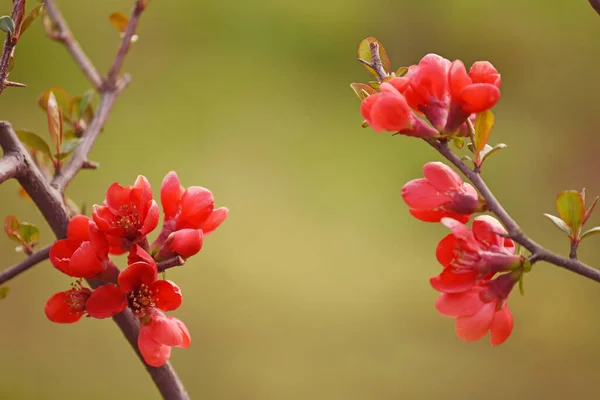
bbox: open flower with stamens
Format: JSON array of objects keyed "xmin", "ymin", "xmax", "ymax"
[
  {"xmin": 92, "ymin": 175, "xmax": 160, "ymax": 246},
  {"xmin": 45, "ymin": 280, "xmax": 93, "ymax": 323},
  {"xmin": 85, "ymin": 245, "xmax": 183, "ymax": 319}
]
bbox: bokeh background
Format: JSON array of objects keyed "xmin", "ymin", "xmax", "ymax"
[{"xmin": 1, "ymin": 0, "xmax": 600, "ymax": 399}]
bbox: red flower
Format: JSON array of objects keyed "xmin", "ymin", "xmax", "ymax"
[
  {"xmin": 49, "ymin": 215, "xmax": 110, "ymax": 278},
  {"xmin": 435, "ymin": 273, "xmax": 516, "ymax": 345},
  {"xmin": 449, "ymin": 60, "xmax": 501, "ymax": 114},
  {"xmin": 138, "ymin": 310, "xmax": 191, "ymax": 367},
  {"xmin": 85, "ymin": 245, "xmax": 183, "ymax": 319},
  {"xmin": 431, "ymin": 216, "xmax": 521, "ymax": 293},
  {"xmin": 45, "ymin": 281, "xmax": 92, "ymax": 323},
  {"xmin": 401, "ymin": 162, "xmax": 479, "ymax": 223},
  {"xmin": 165, "ymin": 229, "xmax": 204, "ymax": 258},
  {"xmin": 160, "ymin": 171, "xmax": 228, "ymax": 233},
  {"xmin": 92, "ymin": 175, "xmax": 160, "ymax": 243}
]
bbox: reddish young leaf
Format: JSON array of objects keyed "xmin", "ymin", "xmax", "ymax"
[
  {"xmin": 4, "ymin": 215, "xmax": 20, "ymax": 242},
  {"xmin": 38, "ymin": 86, "xmax": 72, "ymax": 121},
  {"xmin": 20, "ymin": 3, "xmax": 44, "ymax": 35},
  {"xmin": 109, "ymin": 11, "xmax": 129, "ymax": 33},
  {"xmin": 474, "ymin": 110, "xmax": 494, "ymax": 161},
  {"xmin": 350, "ymin": 83, "xmax": 376, "ymax": 100}
]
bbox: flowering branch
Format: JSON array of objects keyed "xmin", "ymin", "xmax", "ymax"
[
  {"xmin": 0, "ymin": 153, "xmax": 21, "ymax": 184},
  {"xmin": 0, "ymin": 245, "xmax": 51, "ymax": 285},
  {"xmin": 426, "ymin": 139, "xmax": 600, "ymax": 283},
  {"xmin": 158, "ymin": 256, "xmax": 186, "ymax": 273},
  {"xmin": 0, "ymin": 0, "xmax": 26, "ymax": 94}
]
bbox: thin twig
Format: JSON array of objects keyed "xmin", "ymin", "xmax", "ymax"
[
  {"xmin": 0, "ymin": 245, "xmax": 51, "ymax": 285},
  {"xmin": 426, "ymin": 138, "xmax": 600, "ymax": 283},
  {"xmin": 43, "ymin": 0, "xmax": 103, "ymax": 90},
  {"xmin": 157, "ymin": 256, "xmax": 185, "ymax": 272},
  {"xmin": 105, "ymin": 0, "xmax": 145, "ymax": 88},
  {"xmin": 0, "ymin": 0, "xmax": 26, "ymax": 94},
  {"xmin": 569, "ymin": 240, "xmax": 579, "ymax": 260},
  {"xmin": 357, "ymin": 42, "xmax": 388, "ymax": 82}
]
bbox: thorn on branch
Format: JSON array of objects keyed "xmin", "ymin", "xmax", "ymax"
[
  {"xmin": 4, "ymin": 80, "xmax": 25, "ymax": 87},
  {"xmin": 82, "ymin": 160, "xmax": 99, "ymax": 169}
]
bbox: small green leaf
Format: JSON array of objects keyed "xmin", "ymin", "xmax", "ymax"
[
  {"xmin": 109, "ymin": 11, "xmax": 129, "ymax": 33},
  {"xmin": 349, "ymin": 83, "xmax": 376, "ymax": 100},
  {"xmin": 518, "ymin": 273, "xmax": 525, "ymax": 296},
  {"xmin": 38, "ymin": 86, "xmax": 72, "ymax": 121},
  {"xmin": 584, "ymin": 195, "xmax": 599, "ymax": 225},
  {"xmin": 46, "ymin": 92, "xmax": 64, "ymax": 155},
  {"xmin": 466, "ymin": 142, "xmax": 475, "ymax": 154},
  {"xmin": 16, "ymin": 130, "xmax": 53, "ymax": 160},
  {"xmin": 361, "ymin": 120, "xmax": 369, "ymax": 128},
  {"xmin": 18, "ymin": 222, "xmax": 39, "ymax": 244},
  {"xmin": 474, "ymin": 110, "xmax": 494, "ymax": 160},
  {"xmin": 481, "ymin": 143, "xmax": 507, "ymax": 164},
  {"xmin": 0, "ymin": 286, "xmax": 9, "ymax": 300},
  {"xmin": 79, "ymin": 89, "xmax": 95, "ymax": 116},
  {"xmin": 543, "ymin": 213, "xmax": 573, "ymax": 236},
  {"xmin": 60, "ymin": 138, "xmax": 79, "ymax": 154},
  {"xmin": 461, "ymin": 155, "xmax": 473, "ymax": 163},
  {"xmin": 4, "ymin": 215, "xmax": 20, "ymax": 242},
  {"xmin": 395, "ymin": 66, "xmax": 408, "ymax": 77},
  {"xmin": 357, "ymin": 37, "xmax": 390, "ymax": 78},
  {"xmin": 452, "ymin": 137, "xmax": 464, "ymax": 149},
  {"xmin": 20, "ymin": 4, "xmax": 44, "ymax": 35},
  {"xmin": 0, "ymin": 16, "xmax": 15, "ymax": 35},
  {"xmin": 367, "ymin": 81, "xmax": 380, "ymax": 90},
  {"xmin": 556, "ymin": 190, "xmax": 585, "ymax": 235},
  {"xmin": 581, "ymin": 227, "xmax": 600, "ymax": 240}
]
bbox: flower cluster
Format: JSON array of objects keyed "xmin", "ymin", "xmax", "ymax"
[
  {"xmin": 359, "ymin": 53, "xmax": 501, "ymax": 137},
  {"xmin": 353, "ymin": 42, "xmax": 525, "ymax": 345},
  {"xmin": 45, "ymin": 172, "xmax": 228, "ymax": 366}
]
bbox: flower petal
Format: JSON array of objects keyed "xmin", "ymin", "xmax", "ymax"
[
  {"xmin": 402, "ymin": 178, "xmax": 450, "ymax": 209},
  {"xmin": 435, "ymin": 290, "xmax": 483, "ymax": 317},
  {"xmin": 160, "ymin": 171, "xmax": 184, "ymax": 221},
  {"xmin": 68, "ymin": 242, "xmax": 106, "ymax": 278},
  {"xmin": 118, "ymin": 261, "xmax": 158, "ymax": 292},
  {"xmin": 147, "ymin": 311, "xmax": 184, "ymax": 346},
  {"xmin": 200, "ymin": 207, "xmax": 228, "ymax": 235},
  {"xmin": 170, "ymin": 317, "xmax": 191, "ymax": 348},
  {"xmin": 489, "ymin": 303, "xmax": 514, "ymax": 345},
  {"xmin": 67, "ymin": 215, "xmax": 92, "ymax": 242},
  {"xmin": 127, "ymin": 244, "xmax": 157, "ymax": 266},
  {"xmin": 105, "ymin": 182, "xmax": 132, "ymax": 214},
  {"xmin": 459, "ymin": 83, "xmax": 500, "ymax": 114},
  {"xmin": 140, "ymin": 200, "xmax": 160, "ymax": 235},
  {"xmin": 469, "ymin": 61, "xmax": 500, "ymax": 87},
  {"xmin": 167, "ymin": 229, "xmax": 204, "ymax": 258},
  {"xmin": 49, "ymin": 239, "xmax": 79, "ymax": 274},
  {"xmin": 430, "ymin": 268, "xmax": 477, "ymax": 293},
  {"xmin": 408, "ymin": 208, "xmax": 447, "ymax": 222},
  {"xmin": 152, "ymin": 280, "xmax": 183, "ymax": 312},
  {"xmin": 138, "ymin": 324, "xmax": 172, "ymax": 367},
  {"xmin": 448, "ymin": 60, "xmax": 471, "ymax": 99},
  {"xmin": 177, "ymin": 187, "xmax": 215, "ymax": 230},
  {"xmin": 472, "ymin": 215, "xmax": 506, "ymax": 248},
  {"xmin": 423, "ymin": 162, "xmax": 462, "ymax": 192},
  {"xmin": 86, "ymin": 284, "xmax": 127, "ymax": 319},
  {"xmin": 45, "ymin": 291, "xmax": 86, "ymax": 323},
  {"xmin": 455, "ymin": 300, "xmax": 496, "ymax": 342},
  {"xmin": 436, "ymin": 234, "xmax": 457, "ymax": 267}
]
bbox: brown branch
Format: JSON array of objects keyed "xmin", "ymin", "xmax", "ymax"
[
  {"xmin": 0, "ymin": 153, "xmax": 22, "ymax": 183},
  {"xmin": 426, "ymin": 139, "xmax": 600, "ymax": 283},
  {"xmin": 0, "ymin": 0, "xmax": 25, "ymax": 95},
  {"xmin": 157, "ymin": 256, "xmax": 185, "ymax": 272},
  {"xmin": 43, "ymin": 0, "xmax": 103, "ymax": 90},
  {"xmin": 105, "ymin": 0, "xmax": 145, "ymax": 88},
  {"xmin": 357, "ymin": 42, "xmax": 388, "ymax": 82},
  {"xmin": 0, "ymin": 245, "xmax": 51, "ymax": 285}
]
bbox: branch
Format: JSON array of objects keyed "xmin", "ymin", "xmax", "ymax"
[
  {"xmin": 157, "ymin": 256, "xmax": 185, "ymax": 273},
  {"xmin": 0, "ymin": 0, "xmax": 25, "ymax": 94},
  {"xmin": 357, "ymin": 42, "xmax": 388, "ymax": 82},
  {"xmin": 426, "ymin": 138, "xmax": 600, "ymax": 283},
  {"xmin": 0, "ymin": 153, "xmax": 22, "ymax": 184},
  {"xmin": 106, "ymin": 0, "xmax": 146, "ymax": 88},
  {"xmin": 43, "ymin": 0, "xmax": 103, "ymax": 90},
  {"xmin": 0, "ymin": 245, "xmax": 51, "ymax": 285}
]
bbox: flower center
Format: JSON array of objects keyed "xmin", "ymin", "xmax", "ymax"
[
  {"xmin": 128, "ymin": 283, "xmax": 155, "ymax": 317},
  {"xmin": 116, "ymin": 204, "xmax": 141, "ymax": 236},
  {"xmin": 66, "ymin": 280, "xmax": 91, "ymax": 315}
]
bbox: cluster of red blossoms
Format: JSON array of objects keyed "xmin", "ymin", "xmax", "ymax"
[
  {"xmin": 44, "ymin": 172, "xmax": 228, "ymax": 366},
  {"xmin": 355, "ymin": 49, "xmax": 525, "ymax": 345}
]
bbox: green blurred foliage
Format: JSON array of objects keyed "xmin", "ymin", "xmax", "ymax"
[{"xmin": 1, "ymin": 0, "xmax": 600, "ymax": 399}]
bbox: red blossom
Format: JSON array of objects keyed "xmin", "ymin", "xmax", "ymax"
[
  {"xmin": 49, "ymin": 215, "xmax": 110, "ymax": 278},
  {"xmin": 138, "ymin": 310, "xmax": 191, "ymax": 367},
  {"xmin": 435, "ymin": 273, "xmax": 516, "ymax": 345},
  {"xmin": 449, "ymin": 60, "xmax": 501, "ymax": 114},
  {"xmin": 85, "ymin": 245, "xmax": 183, "ymax": 319},
  {"xmin": 431, "ymin": 216, "xmax": 521, "ymax": 293},
  {"xmin": 166, "ymin": 229, "xmax": 204, "ymax": 258},
  {"xmin": 401, "ymin": 162, "xmax": 480, "ymax": 224},
  {"xmin": 45, "ymin": 283, "xmax": 92, "ymax": 323},
  {"xmin": 92, "ymin": 175, "xmax": 160, "ymax": 244}
]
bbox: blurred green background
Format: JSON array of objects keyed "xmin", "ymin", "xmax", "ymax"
[{"xmin": 1, "ymin": 0, "xmax": 600, "ymax": 399}]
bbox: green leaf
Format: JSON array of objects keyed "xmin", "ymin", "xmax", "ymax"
[
  {"xmin": 584, "ymin": 195, "xmax": 599, "ymax": 225},
  {"xmin": 60, "ymin": 138, "xmax": 79, "ymax": 154},
  {"xmin": 38, "ymin": 86, "xmax": 72, "ymax": 121},
  {"xmin": 474, "ymin": 110, "xmax": 494, "ymax": 160},
  {"xmin": 466, "ymin": 142, "xmax": 475, "ymax": 154},
  {"xmin": 16, "ymin": 130, "xmax": 53, "ymax": 160},
  {"xmin": 481, "ymin": 143, "xmax": 507, "ymax": 164},
  {"xmin": 350, "ymin": 83, "xmax": 376, "ymax": 100},
  {"xmin": 556, "ymin": 190, "xmax": 585, "ymax": 235},
  {"xmin": 0, "ymin": 286, "xmax": 9, "ymax": 300},
  {"xmin": 452, "ymin": 137, "xmax": 464, "ymax": 149},
  {"xmin": 79, "ymin": 89, "xmax": 95, "ymax": 117},
  {"xmin": 357, "ymin": 37, "xmax": 390, "ymax": 78},
  {"xmin": 367, "ymin": 81, "xmax": 380, "ymax": 90},
  {"xmin": 581, "ymin": 227, "xmax": 600, "ymax": 240},
  {"xmin": 543, "ymin": 213, "xmax": 573, "ymax": 236},
  {"xmin": 0, "ymin": 16, "xmax": 15, "ymax": 35},
  {"xmin": 4, "ymin": 215, "xmax": 20, "ymax": 242},
  {"xmin": 395, "ymin": 66, "xmax": 408, "ymax": 77},
  {"xmin": 109, "ymin": 11, "xmax": 129, "ymax": 33},
  {"xmin": 518, "ymin": 273, "xmax": 525, "ymax": 296},
  {"xmin": 18, "ymin": 222, "xmax": 39, "ymax": 244},
  {"xmin": 20, "ymin": 4, "xmax": 44, "ymax": 35},
  {"xmin": 46, "ymin": 91, "xmax": 64, "ymax": 155}
]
